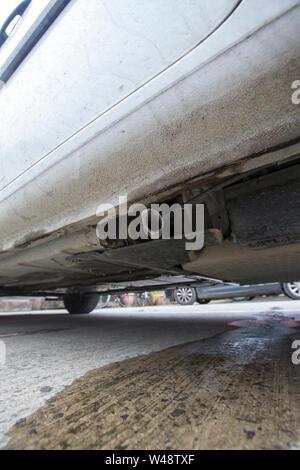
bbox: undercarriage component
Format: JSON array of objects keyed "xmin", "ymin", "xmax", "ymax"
[
  {"xmin": 183, "ymin": 240, "xmax": 300, "ymax": 284},
  {"xmin": 225, "ymin": 165, "xmax": 300, "ymax": 248}
]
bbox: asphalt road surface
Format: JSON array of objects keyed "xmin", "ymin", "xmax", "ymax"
[{"xmin": 1, "ymin": 300, "xmax": 300, "ymax": 450}]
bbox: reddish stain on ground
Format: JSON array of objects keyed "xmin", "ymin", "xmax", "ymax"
[{"xmin": 228, "ymin": 320, "xmax": 269, "ymax": 328}]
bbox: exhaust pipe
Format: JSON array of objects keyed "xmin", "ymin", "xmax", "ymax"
[{"xmin": 141, "ymin": 208, "xmax": 163, "ymax": 239}]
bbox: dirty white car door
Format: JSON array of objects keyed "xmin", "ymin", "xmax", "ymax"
[{"xmin": 0, "ymin": 0, "xmax": 239, "ymax": 191}]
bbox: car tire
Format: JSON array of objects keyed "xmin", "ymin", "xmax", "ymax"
[
  {"xmin": 174, "ymin": 287, "xmax": 196, "ymax": 305},
  {"xmin": 63, "ymin": 293, "xmax": 100, "ymax": 314},
  {"xmin": 282, "ymin": 282, "xmax": 300, "ymax": 300}
]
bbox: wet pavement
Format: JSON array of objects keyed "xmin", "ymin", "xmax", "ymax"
[{"xmin": 1, "ymin": 300, "xmax": 300, "ymax": 449}]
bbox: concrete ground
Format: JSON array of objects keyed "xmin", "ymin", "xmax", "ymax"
[{"xmin": 0, "ymin": 299, "xmax": 300, "ymax": 449}]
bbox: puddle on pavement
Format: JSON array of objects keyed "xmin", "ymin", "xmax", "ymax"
[{"xmin": 5, "ymin": 319, "xmax": 300, "ymax": 450}]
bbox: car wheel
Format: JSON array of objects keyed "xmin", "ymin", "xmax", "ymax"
[
  {"xmin": 282, "ymin": 282, "xmax": 300, "ymax": 300},
  {"xmin": 175, "ymin": 287, "xmax": 196, "ymax": 305},
  {"xmin": 63, "ymin": 293, "xmax": 100, "ymax": 314}
]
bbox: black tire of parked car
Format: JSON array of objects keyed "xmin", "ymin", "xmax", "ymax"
[
  {"xmin": 282, "ymin": 282, "xmax": 300, "ymax": 300},
  {"xmin": 174, "ymin": 287, "xmax": 197, "ymax": 305},
  {"xmin": 63, "ymin": 293, "xmax": 100, "ymax": 314}
]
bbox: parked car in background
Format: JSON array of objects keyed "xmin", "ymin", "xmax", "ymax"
[{"xmin": 169, "ymin": 282, "xmax": 300, "ymax": 305}]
